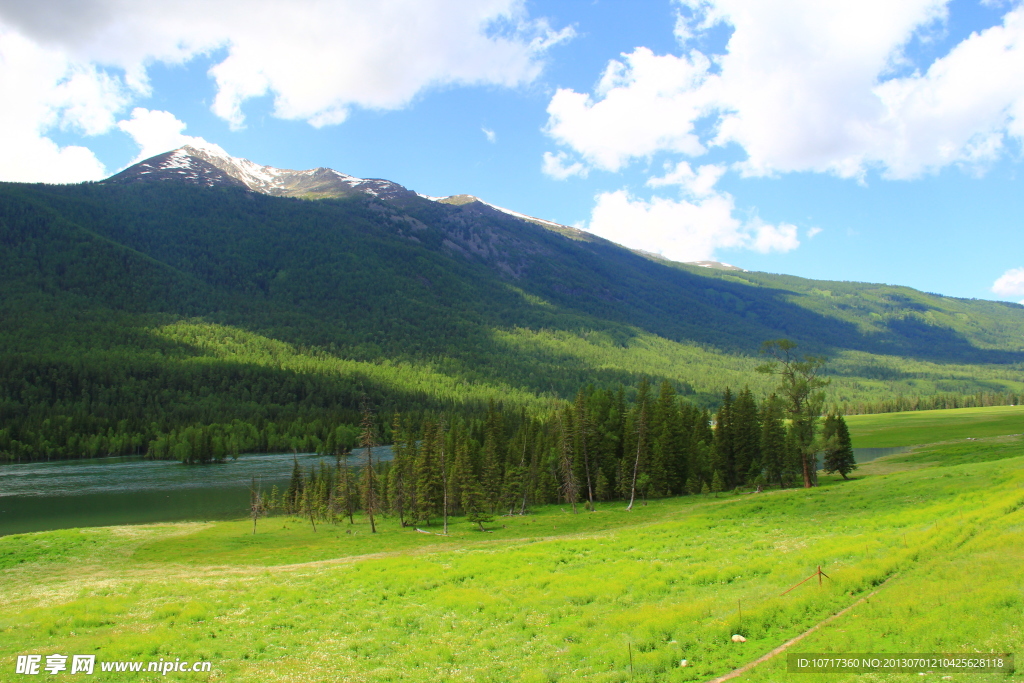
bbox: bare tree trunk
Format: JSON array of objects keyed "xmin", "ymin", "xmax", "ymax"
[
  {"xmin": 440, "ymin": 420, "xmax": 448, "ymax": 536},
  {"xmin": 627, "ymin": 404, "xmax": 647, "ymax": 511}
]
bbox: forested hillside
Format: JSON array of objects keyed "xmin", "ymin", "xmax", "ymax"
[{"xmin": 2, "ymin": 164, "xmax": 1024, "ymax": 461}]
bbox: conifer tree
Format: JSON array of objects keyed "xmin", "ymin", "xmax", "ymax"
[
  {"xmin": 650, "ymin": 380, "xmax": 680, "ymax": 496},
  {"xmin": 757, "ymin": 340, "xmax": 829, "ymax": 488},
  {"xmin": 822, "ymin": 413, "xmax": 857, "ymax": 479},
  {"xmin": 711, "ymin": 469, "xmax": 724, "ymax": 497},
  {"xmin": 387, "ymin": 414, "xmax": 412, "ymax": 527},
  {"xmin": 626, "ymin": 378, "xmax": 651, "ymax": 511},
  {"xmin": 285, "ymin": 456, "xmax": 303, "ymax": 514},
  {"xmin": 461, "ymin": 467, "xmax": 492, "ymax": 531},
  {"xmin": 758, "ymin": 394, "xmax": 787, "ymax": 487},
  {"xmin": 414, "ymin": 421, "xmax": 443, "ymax": 524},
  {"xmin": 335, "ymin": 455, "xmax": 357, "ymax": 524},
  {"xmin": 359, "ymin": 403, "xmax": 379, "ymax": 533},
  {"xmin": 714, "ymin": 388, "xmax": 736, "ymax": 488},
  {"xmin": 558, "ymin": 409, "xmax": 580, "ymax": 514},
  {"xmin": 731, "ymin": 387, "xmax": 761, "ymax": 486},
  {"xmin": 573, "ymin": 390, "xmax": 596, "ymax": 510}
]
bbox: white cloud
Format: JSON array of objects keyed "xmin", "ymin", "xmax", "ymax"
[
  {"xmin": 482, "ymin": 127, "xmax": 497, "ymax": 143},
  {"xmin": 586, "ymin": 189, "xmax": 799, "ymax": 263},
  {"xmin": 545, "ymin": 0, "xmax": 1024, "ymax": 180},
  {"xmin": 992, "ymin": 267, "xmax": 1024, "ymax": 303},
  {"xmin": 3, "ymin": 0, "xmax": 571, "ymax": 129},
  {"xmin": 807, "ymin": 226, "xmax": 823, "ymax": 239},
  {"xmin": 545, "ymin": 47, "xmax": 711, "ymax": 171},
  {"xmin": 0, "ymin": 27, "xmax": 114, "ymax": 182},
  {"xmin": 647, "ymin": 161, "xmax": 725, "ymax": 197},
  {"xmin": 542, "ymin": 150, "xmax": 588, "ymax": 180},
  {"xmin": 0, "ymin": 0, "xmax": 571, "ymax": 180},
  {"xmin": 117, "ymin": 108, "xmax": 220, "ymax": 165}
]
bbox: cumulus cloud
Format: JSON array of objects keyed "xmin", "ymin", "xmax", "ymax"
[
  {"xmin": 587, "ymin": 189, "xmax": 799, "ymax": 263},
  {"xmin": 546, "ymin": 0, "xmax": 1024, "ymax": 180},
  {"xmin": 0, "ymin": 0, "xmax": 570, "ymax": 180},
  {"xmin": 542, "ymin": 150, "xmax": 588, "ymax": 180},
  {"xmin": 0, "ymin": 27, "xmax": 115, "ymax": 182},
  {"xmin": 482, "ymin": 127, "xmax": 497, "ymax": 143},
  {"xmin": 117, "ymin": 108, "xmax": 221, "ymax": 165},
  {"xmin": 545, "ymin": 47, "xmax": 710, "ymax": 172},
  {"xmin": 546, "ymin": 0, "xmax": 1024, "ymax": 262},
  {"xmin": 647, "ymin": 161, "xmax": 725, "ymax": 197},
  {"xmin": 992, "ymin": 267, "xmax": 1024, "ymax": 303}
]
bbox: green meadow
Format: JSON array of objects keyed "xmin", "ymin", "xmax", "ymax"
[
  {"xmin": 846, "ymin": 405, "xmax": 1024, "ymax": 447},
  {"xmin": 2, "ymin": 409, "xmax": 1022, "ymax": 682}
]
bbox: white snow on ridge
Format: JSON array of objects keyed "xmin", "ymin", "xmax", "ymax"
[{"xmin": 480, "ymin": 200, "xmax": 565, "ymax": 228}]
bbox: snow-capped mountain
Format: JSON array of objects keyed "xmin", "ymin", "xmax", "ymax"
[
  {"xmin": 106, "ymin": 145, "xmax": 415, "ymax": 201},
  {"xmin": 106, "ymin": 145, "xmax": 585, "ymax": 231}
]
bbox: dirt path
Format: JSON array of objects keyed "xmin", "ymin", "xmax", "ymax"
[{"xmin": 705, "ymin": 573, "xmax": 900, "ymax": 683}]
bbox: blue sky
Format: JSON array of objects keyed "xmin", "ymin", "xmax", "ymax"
[{"xmin": 2, "ymin": 0, "xmax": 1023, "ymax": 302}]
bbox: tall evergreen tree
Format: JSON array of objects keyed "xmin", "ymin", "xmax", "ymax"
[
  {"xmin": 732, "ymin": 387, "xmax": 761, "ymax": 486},
  {"xmin": 558, "ymin": 409, "xmax": 580, "ymax": 514},
  {"xmin": 714, "ymin": 388, "xmax": 736, "ymax": 488},
  {"xmin": 414, "ymin": 421, "xmax": 443, "ymax": 525},
  {"xmin": 359, "ymin": 403, "xmax": 380, "ymax": 533},
  {"xmin": 757, "ymin": 340, "xmax": 829, "ymax": 488},
  {"xmin": 822, "ymin": 413, "xmax": 857, "ymax": 479},
  {"xmin": 626, "ymin": 378, "xmax": 651, "ymax": 511},
  {"xmin": 758, "ymin": 394, "xmax": 787, "ymax": 487}
]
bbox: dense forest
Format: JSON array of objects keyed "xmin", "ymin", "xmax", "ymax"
[
  {"xmin": 268, "ymin": 375, "xmax": 860, "ymax": 533},
  {"xmin": 2, "ymin": 176, "xmax": 1024, "ymax": 463}
]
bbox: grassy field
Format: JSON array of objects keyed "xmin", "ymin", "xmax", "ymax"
[
  {"xmin": 1, "ymin": 412, "xmax": 1022, "ymax": 681},
  {"xmin": 845, "ymin": 404, "xmax": 1024, "ymax": 447}
]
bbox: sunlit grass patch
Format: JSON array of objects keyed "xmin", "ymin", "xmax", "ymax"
[{"xmin": 2, "ymin": 438, "xmax": 1023, "ymax": 681}]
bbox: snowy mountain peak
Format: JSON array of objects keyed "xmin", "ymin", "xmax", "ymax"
[{"xmin": 105, "ymin": 146, "xmax": 415, "ymax": 201}]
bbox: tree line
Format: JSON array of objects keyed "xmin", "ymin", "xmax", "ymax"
[{"xmin": 253, "ymin": 353, "xmax": 856, "ymax": 533}]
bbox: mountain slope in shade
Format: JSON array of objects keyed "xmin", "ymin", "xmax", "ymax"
[{"xmin": 88, "ymin": 145, "xmax": 1024, "ymax": 365}]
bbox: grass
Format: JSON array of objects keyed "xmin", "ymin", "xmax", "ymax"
[
  {"xmin": 845, "ymin": 404, "xmax": 1024, "ymax": 447},
  {"xmin": 2, "ymin": 411, "xmax": 1023, "ymax": 681}
]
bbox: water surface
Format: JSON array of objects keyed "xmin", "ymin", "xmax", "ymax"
[{"xmin": 0, "ymin": 446, "xmax": 392, "ymax": 536}]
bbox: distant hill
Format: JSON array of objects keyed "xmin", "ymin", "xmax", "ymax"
[{"xmin": 2, "ymin": 145, "xmax": 1023, "ymax": 459}]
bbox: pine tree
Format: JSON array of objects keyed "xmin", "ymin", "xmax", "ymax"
[
  {"xmin": 359, "ymin": 403, "xmax": 379, "ymax": 534},
  {"xmin": 732, "ymin": 387, "xmax": 761, "ymax": 486},
  {"xmin": 757, "ymin": 340, "xmax": 829, "ymax": 488},
  {"xmin": 414, "ymin": 421, "xmax": 443, "ymax": 525},
  {"xmin": 387, "ymin": 414, "xmax": 412, "ymax": 527},
  {"xmin": 558, "ymin": 409, "xmax": 580, "ymax": 514},
  {"xmin": 285, "ymin": 456, "xmax": 303, "ymax": 514},
  {"xmin": 335, "ymin": 456, "xmax": 357, "ymax": 524},
  {"xmin": 758, "ymin": 394, "xmax": 787, "ymax": 487},
  {"xmin": 714, "ymin": 388, "xmax": 736, "ymax": 488},
  {"xmin": 711, "ymin": 469, "xmax": 724, "ymax": 497},
  {"xmin": 822, "ymin": 413, "xmax": 857, "ymax": 479},
  {"xmin": 626, "ymin": 378, "xmax": 651, "ymax": 510},
  {"xmin": 651, "ymin": 381, "xmax": 681, "ymax": 496},
  {"xmin": 573, "ymin": 390, "xmax": 596, "ymax": 510},
  {"xmin": 461, "ymin": 470, "xmax": 492, "ymax": 531}
]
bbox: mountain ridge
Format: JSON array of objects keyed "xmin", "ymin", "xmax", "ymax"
[{"xmin": 3, "ymin": 162, "xmax": 1024, "ymax": 460}]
